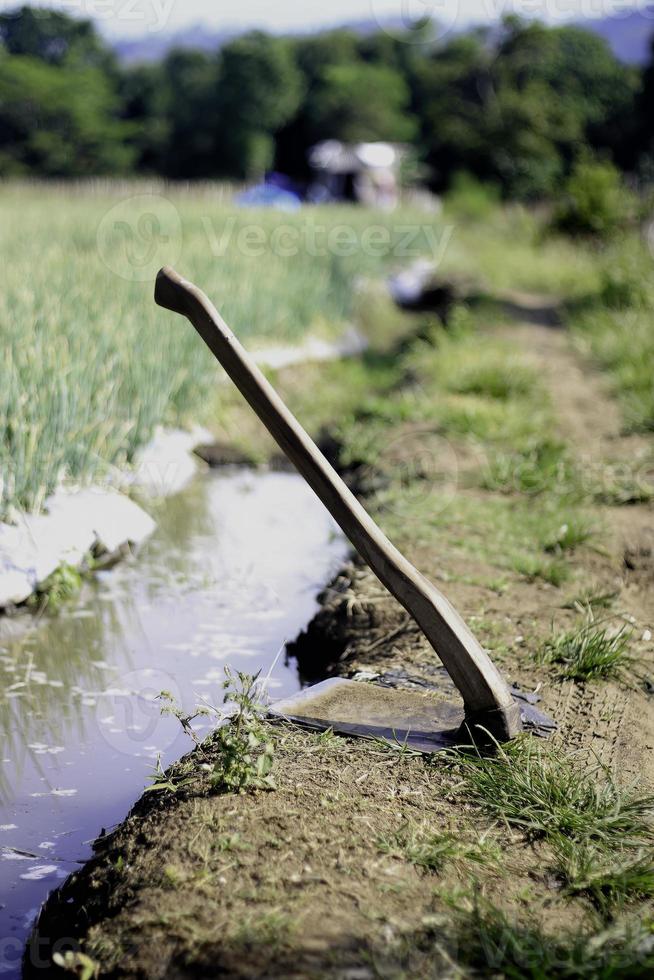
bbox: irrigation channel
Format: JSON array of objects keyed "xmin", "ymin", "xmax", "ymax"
[{"xmin": 0, "ymin": 467, "xmax": 347, "ymax": 977}]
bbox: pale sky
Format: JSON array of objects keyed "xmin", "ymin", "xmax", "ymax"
[{"xmin": 0, "ymin": 0, "xmax": 652, "ymax": 38}]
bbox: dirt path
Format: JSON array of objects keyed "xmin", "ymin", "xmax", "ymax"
[{"xmin": 496, "ymin": 295, "xmax": 654, "ymax": 781}]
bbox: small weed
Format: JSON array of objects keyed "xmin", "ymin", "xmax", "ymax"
[
  {"xmin": 156, "ymin": 693, "xmax": 211, "ymax": 747},
  {"xmin": 163, "ymin": 864, "xmax": 185, "ymax": 887},
  {"xmin": 145, "ymin": 754, "xmax": 196, "ymax": 795},
  {"xmin": 213, "ymin": 832, "xmax": 246, "ymax": 853},
  {"xmin": 563, "ymin": 587, "xmax": 619, "ymax": 611},
  {"xmin": 512, "ymin": 554, "xmax": 570, "ymax": 587},
  {"xmin": 370, "ymin": 731, "xmax": 424, "ymax": 759},
  {"xmin": 206, "ymin": 670, "xmax": 276, "ymax": 794},
  {"xmin": 595, "ymin": 475, "xmax": 654, "ymax": 507},
  {"xmin": 539, "ymin": 619, "xmax": 634, "ymax": 681},
  {"xmin": 148, "ymin": 670, "xmax": 276, "ymax": 796},
  {"xmin": 482, "ymin": 437, "xmax": 575, "ymax": 496},
  {"xmin": 51, "ymin": 951, "xmax": 100, "ymax": 980},
  {"xmin": 27, "ymin": 562, "xmax": 83, "ymax": 613},
  {"xmin": 542, "ymin": 517, "xmax": 595, "ymax": 553},
  {"xmin": 379, "ymin": 827, "xmax": 499, "ymax": 874},
  {"xmin": 232, "ymin": 911, "xmax": 292, "ymax": 953}
]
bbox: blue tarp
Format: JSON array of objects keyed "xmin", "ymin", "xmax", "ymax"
[{"xmin": 235, "ymin": 184, "xmax": 302, "ymax": 212}]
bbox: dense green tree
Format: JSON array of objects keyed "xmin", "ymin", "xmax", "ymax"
[
  {"xmin": 416, "ymin": 18, "xmax": 637, "ymax": 198},
  {"xmin": 495, "ymin": 20, "xmax": 638, "ymax": 173},
  {"xmin": 413, "ymin": 32, "xmax": 491, "ymax": 188},
  {"xmin": 117, "ymin": 63, "xmax": 170, "ymax": 174},
  {"xmin": 308, "ymin": 63, "xmax": 417, "ymax": 144},
  {"xmin": 0, "ymin": 54, "xmax": 133, "ymax": 175},
  {"xmin": 0, "ymin": 5, "xmax": 115, "ymax": 71},
  {"xmin": 158, "ymin": 49, "xmax": 218, "ymax": 178},
  {"xmin": 275, "ymin": 30, "xmax": 359, "ymax": 177},
  {"xmin": 215, "ymin": 32, "xmax": 303, "ymax": 178}
]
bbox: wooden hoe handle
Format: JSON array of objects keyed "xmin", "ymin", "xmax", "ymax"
[{"xmin": 155, "ymin": 267, "xmax": 522, "ymax": 740}]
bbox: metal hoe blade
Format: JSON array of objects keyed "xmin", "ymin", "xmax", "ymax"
[{"xmin": 270, "ymin": 679, "xmax": 555, "ymax": 754}]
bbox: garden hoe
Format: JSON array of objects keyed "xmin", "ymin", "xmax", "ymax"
[{"xmin": 155, "ymin": 267, "xmax": 555, "ymax": 750}]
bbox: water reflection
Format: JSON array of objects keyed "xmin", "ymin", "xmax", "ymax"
[{"xmin": 0, "ymin": 469, "xmax": 345, "ymax": 977}]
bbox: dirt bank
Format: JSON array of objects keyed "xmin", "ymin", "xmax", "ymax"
[{"xmin": 28, "ymin": 297, "xmax": 654, "ymax": 979}]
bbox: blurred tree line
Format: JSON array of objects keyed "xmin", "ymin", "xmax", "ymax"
[{"xmin": 0, "ymin": 5, "xmax": 653, "ymax": 200}]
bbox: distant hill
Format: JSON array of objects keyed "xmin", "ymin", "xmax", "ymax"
[
  {"xmin": 112, "ymin": 17, "xmax": 409, "ymax": 64},
  {"xmin": 582, "ymin": 5, "xmax": 654, "ymax": 64},
  {"xmin": 111, "ymin": 9, "xmax": 654, "ymax": 66},
  {"xmin": 113, "ymin": 24, "xmax": 236, "ymax": 64}
]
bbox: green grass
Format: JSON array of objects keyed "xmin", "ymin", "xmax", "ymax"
[
  {"xmin": 562, "ymin": 586, "xmax": 619, "ymax": 611},
  {"xmin": 449, "ymin": 738, "xmax": 654, "ymax": 913},
  {"xmin": 0, "ymin": 182, "xmax": 438, "ymax": 520},
  {"xmin": 574, "ymin": 305, "xmax": 654, "ymax": 434},
  {"xmin": 567, "ymin": 237, "xmax": 654, "ymax": 434},
  {"xmin": 440, "ymin": 899, "xmax": 654, "ymax": 978},
  {"xmin": 26, "ymin": 561, "xmax": 84, "ymax": 613},
  {"xmin": 542, "ymin": 516, "xmax": 596, "ymax": 553},
  {"xmin": 482, "ymin": 437, "xmax": 578, "ymax": 497},
  {"xmin": 378, "ymin": 827, "xmax": 499, "ymax": 874},
  {"xmin": 512, "ymin": 553, "xmax": 570, "ymax": 587},
  {"xmin": 340, "ymin": 308, "xmax": 603, "ymax": 589},
  {"xmin": 414, "ymin": 323, "xmax": 539, "ymax": 402},
  {"xmin": 376, "ymin": 485, "xmax": 593, "ymax": 588},
  {"xmin": 556, "ymin": 837, "xmax": 654, "ymax": 911},
  {"xmin": 439, "ymin": 202, "xmax": 601, "ymax": 298},
  {"xmin": 440, "ymin": 206, "xmax": 654, "ymax": 445},
  {"xmin": 450, "ymin": 739, "xmax": 654, "ymax": 845},
  {"xmin": 539, "ymin": 619, "xmax": 634, "ymax": 681}
]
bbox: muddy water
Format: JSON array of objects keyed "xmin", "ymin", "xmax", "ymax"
[{"xmin": 0, "ymin": 469, "xmax": 346, "ymax": 977}]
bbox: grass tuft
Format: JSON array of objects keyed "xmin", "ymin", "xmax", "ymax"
[
  {"xmin": 27, "ymin": 562, "xmax": 83, "ymax": 613},
  {"xmin": 378, "ymin": 827, "xmax": 499, "ymax": 874},
  {"xmin": 482, "ymin": 437, "xmax": 577, "ymax": 496},
  {"xmin": 513, "ymin": 554, "xmax": 570, "ymax": 587},
  {"xmin": 449, "ymin": 738, "xmax": 654, "ymax": 913},
  {"xmin": 450, "ymin": 739, "xmax": 654, "ymax": 846},
  {"xmin": 542, "ymin": 516, "xmax": 595, "ymax": 553},
  {"xmin": 539, "ymin": 619, "xmax": 634, "ymax": 681},
  {"xmin": 556, "ymin": 836, "xmax": 654, "ymax": 911},
  {"xmin": 441, "ymin": 898, "xmax": 654, "ymax": 979},
  {"xmin": 563, "ymin": 587, "xmax": 619, "ymax": 611},
  {"xmin": 444, "ymin": 356, "xmax": 537, "ymax": 402}
]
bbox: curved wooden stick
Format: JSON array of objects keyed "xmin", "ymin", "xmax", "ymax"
[{"xmin": 155, "ymin": 267, "xmax": 522, "ymax": 740}]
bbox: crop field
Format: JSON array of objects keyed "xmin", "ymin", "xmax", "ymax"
[
  {"xmin": 0, "ymin": 183, "xmax": 440, "ymax": 521},
  {"xmin": 1, "ymin": 181, "xmax": 652, "ymax": 528}
]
